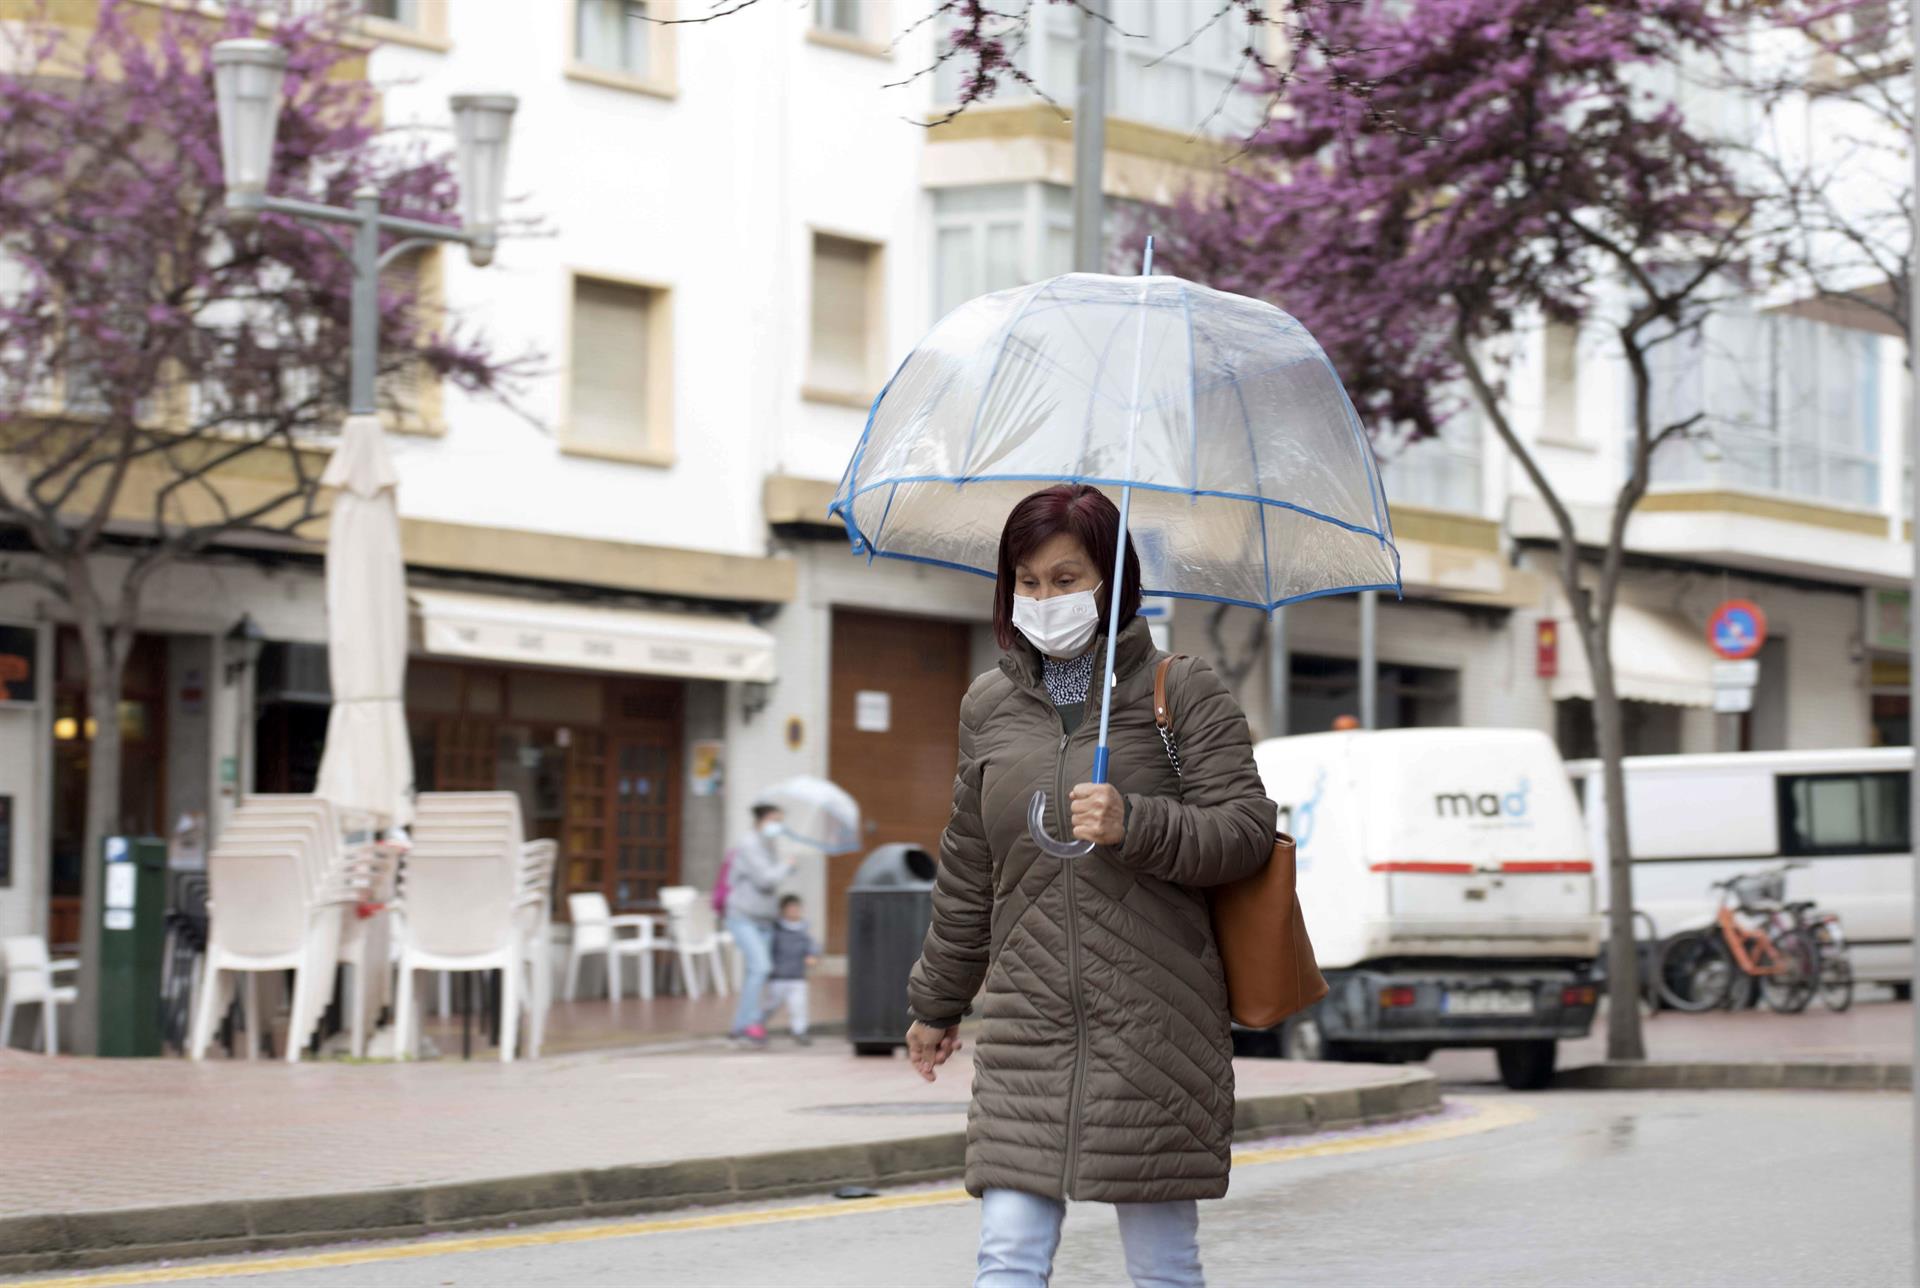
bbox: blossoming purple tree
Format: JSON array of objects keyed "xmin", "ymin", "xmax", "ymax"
[
  {"xmin": 0, "ymin": 1, "xmax": 526, "ymax": 1048},
  {"xmin": 1158, "ymin": 0, "xmax": 1791, "ymax": 1060}
]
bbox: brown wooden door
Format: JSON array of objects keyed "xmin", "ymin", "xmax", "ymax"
[
  {"xmin": 605, "ymin": 681, "xmax": 682, "ymax": 910},
  {"xmin": 826, "ymin": 610, "xmax": 973, "ymax": 952}
]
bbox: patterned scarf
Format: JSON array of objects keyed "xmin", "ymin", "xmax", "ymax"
[{"xmin": 1041, "ymin": 650, "xmax": 1097, "ymax": 706}]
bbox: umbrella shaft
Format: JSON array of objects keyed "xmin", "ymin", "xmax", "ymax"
[{"xmin": 1092, "ymin": 242, "xmax": 1155, "ymax": 785}]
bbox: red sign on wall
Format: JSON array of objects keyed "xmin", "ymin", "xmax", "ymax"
[
  {"xmin": 0, "ymin": 625, "xmax": 35, "ymax": 703},
  {"xmin": 1536, "ymin": 619, "xmax": 1559, "ymax": 679}
]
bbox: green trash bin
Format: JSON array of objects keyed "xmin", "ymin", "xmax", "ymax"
[{"xmin": 97, "ymin": 835, "xmax": 167, "ymax": 1058}]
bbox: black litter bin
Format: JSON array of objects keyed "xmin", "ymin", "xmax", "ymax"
[{"xmin": 845, "ymin": 843, "xmax": 937, "ymax": 1055}]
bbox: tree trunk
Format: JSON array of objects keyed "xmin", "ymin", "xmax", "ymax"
[
  {"xmin": 69, "ymin": 590, "xmax": 131, "ymax": 1057},
  {"xmin": 1588, "ymin": 630, "xmax": 1647, "ymax": 1061}
]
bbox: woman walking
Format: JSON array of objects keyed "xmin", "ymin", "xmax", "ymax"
[{"xmin": 905, "ymin": 484, "xmax": 1277, "ymax": 1288}]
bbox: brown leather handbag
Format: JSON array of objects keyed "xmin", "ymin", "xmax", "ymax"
[{"xmin": 1155, "ymin": 656, "xmax": 1329, "ymax": 1029}]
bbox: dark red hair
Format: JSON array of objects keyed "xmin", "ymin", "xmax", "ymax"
[{"xmin": 993, "ymin": 485, "xmax": 1142, "ymax": 649}]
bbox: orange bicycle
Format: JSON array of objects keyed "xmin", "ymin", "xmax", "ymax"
[{"xmin": 1655, "ymin": 865, "xmax": 1816, "ymax": 1014}]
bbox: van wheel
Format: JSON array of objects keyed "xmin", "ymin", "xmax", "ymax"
[
  {"xmin": 1892, "ymin": 983, "xmax": 1912, "ymax": 1003},
  {"xmin": 1281, "ymin": 1012, "xmax": 1326, "ymax": 1062},
  {"xmin": 1495, "ymin": 1040, "xmax": 1557, "ymax": 1091}
]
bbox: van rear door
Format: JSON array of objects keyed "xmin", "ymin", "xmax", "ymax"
[{"xmin": 1364, "ymin": 731, "xmax": 1600, "ymax": 958}]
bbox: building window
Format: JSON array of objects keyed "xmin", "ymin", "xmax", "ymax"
[
  {"xmin": 933, "ymin": 0, "xmax": 1258, "ymax": 135},
  {"xmin": 1555, "ymin": 698, "xmax": 1683, "ymax": 760},
  {"xmin": 1287, "ymin": 654, "xmax": 1459, "ymax": 733},
  {"xmin": 808, "ymin": 233, "xmax": 884, "ymax": 401},
  {"xmin": 1777, "ymin": 771, "xmax": 1909, "ymax": 855},
  {"xmin": 815, "ymin": 0, "xmax": 864, "ymax": 38},
  {"xmin": 932, "ymin": 184, "xmax": 1073, "ymax": 319},
  {"xmin": 576, "ymin": 0, "xmax": 651, "ymax": 79},
  {"xmin": 1649, "ymin": 307, "xmax": 1883, "ymax": 509},
  {"xmin": 363, "ymin": 0, "xmax": 421, "ymax": 24},
  {"xmin": 1379, "ymin": 405, "xmax": 1482, "ymax": 514},
  {"xmin": 565, "ymin": 274, "xmax": 672, "ymax": 465},
  {"xmin": 1542, "ymin": 322, "xmax": 1579, "ymax": 442}
]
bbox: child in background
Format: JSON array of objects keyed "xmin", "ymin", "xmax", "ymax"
[{"xmin": 765, "ymin": 894, "xmax": 820, "ymax": 1045}]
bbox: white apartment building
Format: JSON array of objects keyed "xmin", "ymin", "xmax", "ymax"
[{"xmin": 0, "ymin": 0, "xmax": 1908, "ymax": 950}]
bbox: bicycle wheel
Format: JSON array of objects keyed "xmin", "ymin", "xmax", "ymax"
[
  {"xmin": 1759, "ymin": 928, "xmax": 1816, "ymax": 1014},
  {"xmin": 1657, "ymin": 931, "xmax": 1734, "ymax": 1012},
  {"xmin": 1816, "ymin": 938, "xmax": 1855, "ymax": 1013}
]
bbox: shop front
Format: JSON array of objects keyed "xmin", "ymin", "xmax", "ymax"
[{"xmin": 255, "ymin": 588, "xmax": 774, "ymax": 913}]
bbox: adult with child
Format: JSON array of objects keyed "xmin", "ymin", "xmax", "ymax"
[
  {"xmin": 723, "ymin": 802, "xmax": 792, "ymax": 1048},
  {"xmin": 904, "ymin": 485, "xmax": 1276, "ymax": 1288}
]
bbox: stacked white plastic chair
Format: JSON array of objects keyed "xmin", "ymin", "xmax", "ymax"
[
  {"xmin": 189, "ymin": 797, "xmax": 361, "ymax": 1062},
  {"xmin": 1, "ymin": 935, "xmax": 78, "ymax": 1053},
  {"xmin": 657, "ymin": 886, "xmax": 732, "ymax": 1000},
  {"xmin": 228, "ymin": 796, "xmax": 399, "ymax": 1060},
  {"xmin": 396, "ymin": 793, "xmax": 544, "ymax": 1062},
  {"xmin": 518, "ymin": 838, "xmax": 558, "ymax": 1057},
  {"xmin": 563, "ymin": 891, "xmax": 666, "ymax": 1002}
]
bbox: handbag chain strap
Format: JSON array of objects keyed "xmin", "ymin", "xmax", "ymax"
[{"xmin": 1152, "ymin": 655, "xmax": 1189, "ymax": 779}]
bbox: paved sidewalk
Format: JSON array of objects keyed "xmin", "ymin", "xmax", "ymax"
[
  {"xmin": 0, "ymin": 1041, "xmax": 1411, "ymax": 1221},
  {"xmin": 1431, "ymin": 995, "xmax": 1912, "ymax": 1085}
]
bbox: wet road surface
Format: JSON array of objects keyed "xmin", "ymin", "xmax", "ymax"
[{"xmin": 20, "ymin": 1089, "xmax": 1909, "ymax": 1288}]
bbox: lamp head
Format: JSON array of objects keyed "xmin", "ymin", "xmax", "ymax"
[
  {"xmin": 210, "ymin": 39, "xmax": 289, "ymax": 220},
  {"xmin": 449, "ymin": 94, "xmax": 517, "ymax": 266}
]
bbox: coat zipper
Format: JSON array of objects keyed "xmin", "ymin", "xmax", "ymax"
[
  {"xmin": 1006, "ymin": 658, "xmax": 1112, "ymax": 1201},
  {"xmin": 1054, "ymin": 728, "xmax": 1091, "ymax": 1199}
]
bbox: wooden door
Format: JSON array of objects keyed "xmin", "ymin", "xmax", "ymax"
[
  {"xmin": 826, "ymin": 610, "xmax": 973, "ymax": 952},
  {"xmin": 430, "ymin": 718, "xmax": 499, "ymax": 792},
  {"xmin": 605, "ymin": 681, "xmax": 682, "ymax": 910}
]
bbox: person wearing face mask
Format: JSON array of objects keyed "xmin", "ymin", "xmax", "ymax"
[
  {"xmin": 723, "ymin": 802, "xmax": 793, "ymax": 1048},
  {"xmin": 902, "ymin": 483, "xmax": 1275, "ymax": 1288}
]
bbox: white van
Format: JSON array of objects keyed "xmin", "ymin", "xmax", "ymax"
[
  {"xmin": 1251, "ymin": 728, "xmax": 1603, "ymax": 1089},
  {"xmin": 1567, "ymin": 748, "xmax": 1913, "ymax": 992}
]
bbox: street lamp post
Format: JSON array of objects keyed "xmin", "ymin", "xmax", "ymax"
[{"xmin": 210, "ymin": 39, "xmax": 516, "ymax": 418}]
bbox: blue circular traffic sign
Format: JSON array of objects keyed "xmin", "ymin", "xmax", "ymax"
[{"xmin": 1707, "ymin": 599, "xmax": 1767, "ymax": 660}]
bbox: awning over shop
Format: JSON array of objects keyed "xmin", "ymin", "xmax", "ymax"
[
  {"xmin": 411, "ymin": 589, "xmax": 776, "ymax": 684},
  {"xmin": 1549, "ymin": 604, "xmax": 1716, "ymax": 708}
]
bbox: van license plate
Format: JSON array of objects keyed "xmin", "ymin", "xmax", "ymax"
[{"xmin": 1442, "ymin": 988, "xmax": 1533, "ymax": 1016}]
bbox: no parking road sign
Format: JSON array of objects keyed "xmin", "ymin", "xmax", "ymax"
[{"xmin": 1707, "ymin": 599, "xmax": 1767, "ymax": 661}]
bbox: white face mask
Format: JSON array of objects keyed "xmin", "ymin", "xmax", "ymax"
[
  {"xmin": 1012, "ymin": 584, "xmax": 1103, "ymax": 658},
  {"xmin": 759, "ymin": 821, "xmax": 783, "ymax": 839}
]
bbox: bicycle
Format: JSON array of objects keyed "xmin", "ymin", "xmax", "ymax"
[
  {"xmin": 1809, "ymin": 910, "xmax": 1854, "ymax": 1013},
  {"xmin": 1655, "ymin": 865, "xmax": 1816, "ymax": 1014}
]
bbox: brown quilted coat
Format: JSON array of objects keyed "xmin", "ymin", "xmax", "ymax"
[{"xmin": 908, "ymin": 617, "xmax": 1277, "ymax": 1203}]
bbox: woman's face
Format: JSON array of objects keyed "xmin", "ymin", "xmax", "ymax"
[{"xmin": 1014, "ymin": 531, "xmax": 1098, "ymax": 602}]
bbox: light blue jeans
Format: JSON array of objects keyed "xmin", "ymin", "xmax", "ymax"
[
  {"xmin": 723, "ymin": 914, "xmax": 773, "ymax": 1034},
  {"xmin": 976, "ymin": 1188, "xmax": 1203, "ymax": 1287}
]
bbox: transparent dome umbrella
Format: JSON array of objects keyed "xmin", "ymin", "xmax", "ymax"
[
  {"xmin": 829, "ymin": 242, "xmax": 1401, "ymax": 857},
  {"xmin": 757, "ymin": 775, "xmax": 862, "ymax": 855}
]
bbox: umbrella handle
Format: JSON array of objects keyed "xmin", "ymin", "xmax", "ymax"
[{"xmin": 1027, "ymin": 790, "xmax": 1095, "ymax": 859}]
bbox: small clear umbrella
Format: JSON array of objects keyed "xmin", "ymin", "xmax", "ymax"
[
  {"xmin": 829, "ymin": 241, "xmax": 1399, "ymax": 856},
  {"xmin": 757, "ymin": 776, "xmax": 863, "ymax": 855}
]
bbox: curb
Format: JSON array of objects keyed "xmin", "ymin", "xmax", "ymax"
[
  {"xmin": 0, "ymin": 1069, "xmax": 1439, "ymax": 1276},
  {"xmin": 1555, "ymin": 1060, "xmax": 1912, "ymax": 1091}
]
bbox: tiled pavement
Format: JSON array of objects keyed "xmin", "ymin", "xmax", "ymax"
[{"xmin": 0, "ymin": 1041, "xmax": 1395, "ymax": 1219}]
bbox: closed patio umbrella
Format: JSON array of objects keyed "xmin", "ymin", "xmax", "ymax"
[{"xmin": 315, "ymin": 413, "xmax": 414, "ymax": 829}]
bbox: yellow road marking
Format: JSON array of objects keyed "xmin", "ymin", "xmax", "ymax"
[{"xmin": 26, "ymin": 1100, "xmax": 1533, "ymax": 1288}]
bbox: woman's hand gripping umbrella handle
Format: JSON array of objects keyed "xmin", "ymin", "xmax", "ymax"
[{"xmin": 1027, "ymin": 240, "xmax": 1154, "ymax": 861}]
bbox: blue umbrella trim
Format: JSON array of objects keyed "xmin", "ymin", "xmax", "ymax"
[
  {"xmin": 830, "ymin": 472, "xmax": 1396, "ymax": 544},
  {"xmin": 827, "ymin": 478, "xmax": 1404, "ymax": 613}
]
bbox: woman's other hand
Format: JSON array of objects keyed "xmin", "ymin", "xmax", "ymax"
[
  {"xmin": 906, "ymin": 1021, "xmax": 962, "ymax": 1082},
  {"xmin": 1069, "ymin": 782, "xmax": 1126, "ymax": 846}
]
